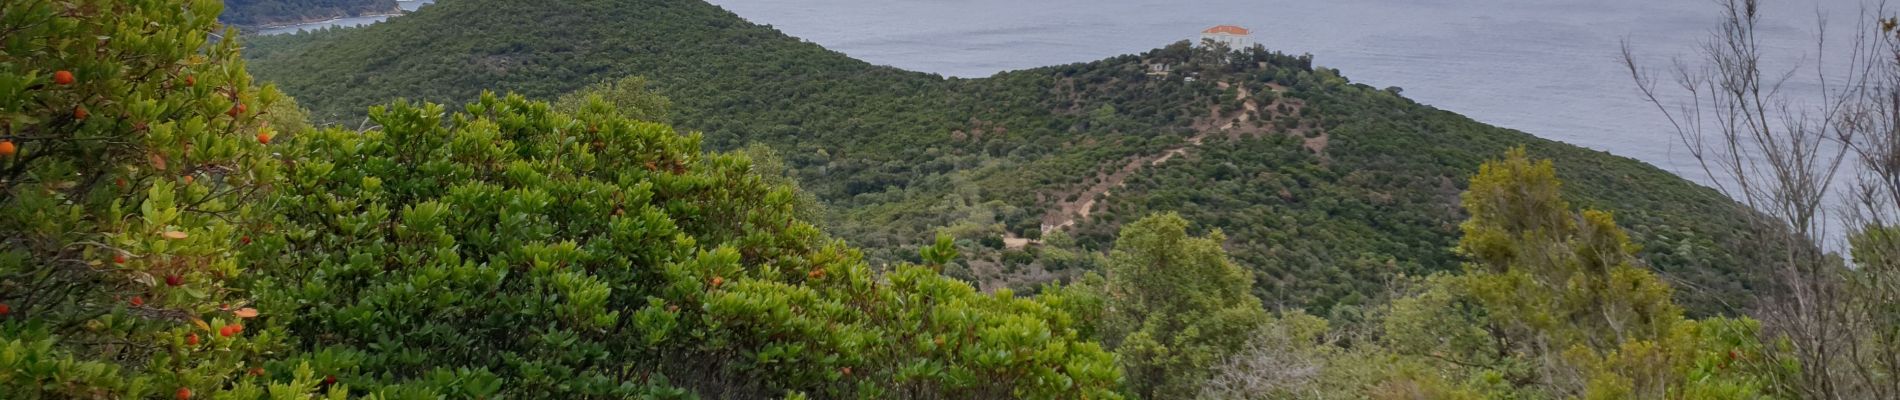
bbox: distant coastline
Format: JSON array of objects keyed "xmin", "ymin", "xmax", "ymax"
[
  {"xmin": 246, "ymin": 8, "xmax": 405, "ymax": 32},
  {"xmin": 249, "ymin": 0, "xmax": 435, "ymax": 36}
]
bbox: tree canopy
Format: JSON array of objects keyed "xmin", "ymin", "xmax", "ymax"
[
  {"xmin": 1097, "ymin": 214, "xmax": 1272, "ymax": 397},
  {"xmin": 0, "ymin": 2, "xmax": 1118, "ymax": 397}
]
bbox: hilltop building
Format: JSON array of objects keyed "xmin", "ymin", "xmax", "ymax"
[{"xmin": 1199, "ymin": 25, "xmax": 1254, "ymax": 49}]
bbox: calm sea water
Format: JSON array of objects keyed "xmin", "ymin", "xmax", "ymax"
[{"xmin": 256, "ymin": 0, "xmax": 435, "ymax": 35}]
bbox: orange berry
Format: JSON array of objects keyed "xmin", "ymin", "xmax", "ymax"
[
  {"xmin": 0, "ymin": 141, "xmax": 15, "ymax": 157},
  {"xmin": 175, "ymin": 387, "xmax": 190, "ymax": 400},
  {"xmin": 182, "ymin": 175, "xmax": 194, "ymax": 184},
  {"xmin": 219, "ymin": 324, "xmax": 243, "ymax": 337},
  {"xmin": 187, "ymin": 333, "xmax": 199, "ymax": 345},
  {"xmin": 73, "ymin": 105, "xmax": 88, "ymax": 120},
  {"xmin": 165, "ymin": 274, "xmax": 183, "ymax": 286},
  {"xmin": 113, "ymin": 254, "xmax": 126, "ymax": 264},
  {"xmin": 183, "ymin": 75, "xmax": 195, "ymax": 87},
  {"xmin": 53, "ymin": 70, "xmax": 74, "ymax": 85},
  {"xmin": 840, "ymin": 367, "xmax": 852, "ymax": 376},
  {"xmin": 129, "ymin": 296, "xmax": 144, "ymax": 307},
  {"xmin": 256, "ymin": 131, "xmax": 271, "ymax": 145},
  {"xmin": 240, "ymin": 236, "xmax": 252, "ymax": 245},
  {"xmin": 808, "ymin": 269, "xmax": 825, "ymax": 279},
  {"xmin": 249, "ymin": 367, "xmax": 265, "ymax": 377},
  {"xmin": 227, "ymin": 103, "xmax": 246, "ymax": 117},
  {"xmin": 710, "ymin": 276, "xmax": 725, "ymax": 288},
  {"xmin": 0, "ymin": 303, "xmax": 10, "ymax": 315}
]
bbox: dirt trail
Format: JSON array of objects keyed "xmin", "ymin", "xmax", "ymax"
[
  {"xmin": 1037, "ymin": 80, "xmax": 1317, "ymax": 235},
  {"xmin": 1040, "ymin": 128, "xmax": 1213, "ymax": 234}
]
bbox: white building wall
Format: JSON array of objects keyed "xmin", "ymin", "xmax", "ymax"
[{"xmin": 1199, "ymin": 33, "xmax": 1253, "ymax": 49}]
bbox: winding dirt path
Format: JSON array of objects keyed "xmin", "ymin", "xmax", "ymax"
[
  {"xmin": 1036, "ymin": 80, "xmax": 1317, "ymax": 235},
  {"xmin": 1040, "ymin": 130, "xmax": 1211, "ymax": 234}
]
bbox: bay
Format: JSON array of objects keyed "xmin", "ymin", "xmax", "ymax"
[{"xmin": 256, "ymin": 0, "xmax": 436, "ymax": 36}]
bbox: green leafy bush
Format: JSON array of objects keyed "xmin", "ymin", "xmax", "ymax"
[
  {"xmin": 0, "ymin": 0, "xmax": 310, "ymax": 397},
  {"xmin": 1091, "ymin": 213, "xmax": 1270, "ymax": 397},
  {"xmin": 243, "ymin": 93, "xmax": 1121, "ymax": 398},
  {"xmin": 3, "ymin": 2, "xmax": 1118, "ymax": 397},
  {"xmin": 1377, "ymin": 149, "xmax": 1791, "ymax": 399}
]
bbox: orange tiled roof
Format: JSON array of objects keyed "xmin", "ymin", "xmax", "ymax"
[{"xmin": 1203, "ymin": 25, "xmax": 1250, "ymax": 35}]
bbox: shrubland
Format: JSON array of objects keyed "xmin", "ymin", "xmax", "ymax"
[{"xmin": 9, "ymin": 0, "xmax": 1894, "ymax": 399}]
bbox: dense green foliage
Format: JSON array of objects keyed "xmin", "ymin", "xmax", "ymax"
[
  {"xmin": 4, "ymin": 1, "xmax": 1864, "ymax": 398},
  {"xmin": 242, "ymin": 0, "xmax": 1777, "ymax": 317},
  {"xmin": 1417, "ymin": 149, "xmax": 1787, "ymax": 398},
  {"xmin": 1084, "ymin": 150, "xmax": 1796, "ymax": 399},
  {"xmin": 222, "ymin": 0, "xmax": 398, "ymax": 27},
  {"xmin": 553, "ymin": 75, "xmax": 672, "ymax": 123},
  {"xmin": 245, "ymin": 93, "xmax": 1120, "ymax": 398},
  {"xmin": 1, "ymin": 2, "xmax": 1120, "ymax": 397},
  {"xmin": 1096, "ymin": 214, "xmax": 1271, "ymax": 397},
  {"xmin": 18, "ymin": 77, "xmax": 1113, "ymax": 397},
  {"xmin": 1064, "ymin": 151, "xmax": 1794, "ymax": 399},
  {"xmin": 1840, "ymin": 226, "xmax": 1900, "ymax": 395},
  {"xmin": 0, "ymin": 0, "xmax": 294, "ymax": 396}
]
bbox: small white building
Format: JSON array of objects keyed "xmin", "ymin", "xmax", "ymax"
[{"xmin": 1199, "ymin": 25, "xmax": 1254, "ymax": 49}]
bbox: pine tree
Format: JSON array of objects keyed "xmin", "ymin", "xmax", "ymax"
[
  {"xmin": 1457, "ymin": 147, "xmax": 1681, "ymax": 354},
  {"xmin": 1389, "ymin": 148, "xmax": 1785, "ymax": 398}
]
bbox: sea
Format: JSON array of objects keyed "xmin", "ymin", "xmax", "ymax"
[{"xmin": 255, "ymin": 0, "xmax": 436, "ymax": 36}]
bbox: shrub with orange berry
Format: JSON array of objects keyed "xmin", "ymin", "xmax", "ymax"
[{"xmin": 0, "ymin": 0, "xmax": 292, "ymax": 396}]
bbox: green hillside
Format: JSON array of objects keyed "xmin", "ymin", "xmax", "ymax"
[
  {"xmin": 242, "ymin": 0, "xmax": 1773, "ymax": 315},
  {"xmin": 13, "ymin": 0, "xmax": 1874, "ymax": 397}
]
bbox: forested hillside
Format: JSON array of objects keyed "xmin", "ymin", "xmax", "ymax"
[
  {"xmin": 241, "ymin": 0, "xmax": 1773, "ymax": 316},
  {"xmin": 222, "ymin": 0, "xmax": 397, "ymax": 27},
  {"xmin": 1, "ymin": 2, "xmax": 1118, "ymax": 396},
  {"xmin": 14, "ymin": 0, "xmax": 1900, "ymax": 398}
]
